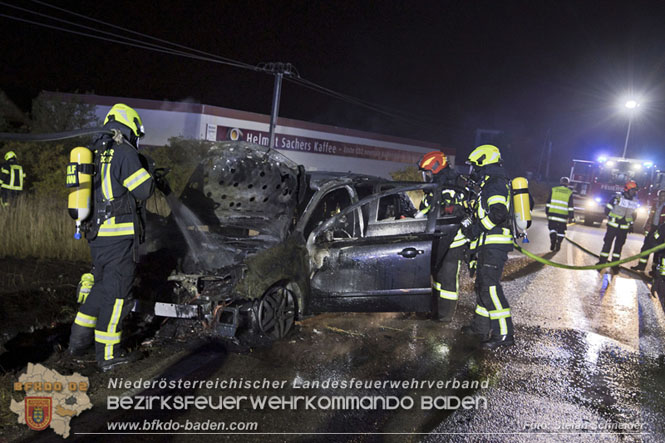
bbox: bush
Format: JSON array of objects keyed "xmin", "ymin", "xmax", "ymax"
[{"xmin": 144, "ymin": 137, "xmax": 215, "ymax": 196}]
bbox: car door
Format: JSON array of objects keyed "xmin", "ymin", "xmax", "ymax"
[{"xmin": 306, "ymin": 183, "xmax": 458, "ymax": 313}]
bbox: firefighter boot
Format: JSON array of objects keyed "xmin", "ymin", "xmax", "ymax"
[
  {"xmin": 630, "ymin": 262, "xmax": 647, "ymax": 272},
  {"xmin": 549, "ymin": 232, "xmax": 557, "ymax": 251},
  {"xmin": 480, "ymin": 334, "xmax": 515, "ymax": 350},
  {"xmin": 68, "ymin": 323, "xmax": 94, "ymax": 357},
  {"xmin": 437, "ymin": 297, "xmax": 456, "ymax": 323},
  {"xmin": 460, "ymin": 325, "xmax": 491, "ymax": 341},
  {"xmin": 554, "ymin": 237, "xmax": 563, "ymax": 251},
  {"xmin": 596, "ymin": 257, "xmax": 607, "ymax": 273},
  {"xmin": 98, "ymin": 351, "xmax": 142, "ymax": 373}
]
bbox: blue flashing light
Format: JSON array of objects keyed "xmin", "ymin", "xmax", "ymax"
[
  {"xmin": 643, "ymin": 161, "xmax": 653, "ymax": 168},
  {"xmin": 597, "ymin": 156, "xmax": 608, "ymax": 163},
  {"xmin": 594, "ymin": 197, "xmax": 602, "ymax": 203}
]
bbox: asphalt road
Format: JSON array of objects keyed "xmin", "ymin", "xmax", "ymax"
[{"xmin": 15, "ymin": 208, "xmax": 665, "ymax": 443}]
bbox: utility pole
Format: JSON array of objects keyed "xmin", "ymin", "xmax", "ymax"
[
  {"xmin": 538, "ymin": 128, "xmax": 551, "ymax": 181},
  {"xmin": 257, "ymin": 62, "xmax": 298, "ymax": 150}
]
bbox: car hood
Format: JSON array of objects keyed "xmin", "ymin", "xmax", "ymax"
[
  {"xmin": 149, "ymin": 142, "xmax": 306, "ymax": 274},
  {"xmin": 179, "ymin": 141, "xmax": 305, "ymax": 239}
]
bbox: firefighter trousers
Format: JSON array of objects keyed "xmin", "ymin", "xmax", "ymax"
[
  {"xmin": 69, "ymin": 239, "xmax": 135, "ymax": 364},
  {"xmin": 654, "ymin": 252, "xmax": 665, "ymax": 311},
  {"xmin": 636, "ymin": 227, "xmax": 660, "ymax": 269},
  {"xmin": 0, "ymin": 188, "xmax": 20, "ymax": 206},
  {"xmin": 599, "ymin": 225, "xmax": 628, "ymax": 264},
  {"xmin": 471, "ymin": 247, "xmax": 514, "ymax": 338},
  {"xmin": 432, "ymin": 240, "xmax": 465, "ymax": 320},
  {"xmin": 548, "ymin": 220, "xmax": 567, "ymax": 250}
]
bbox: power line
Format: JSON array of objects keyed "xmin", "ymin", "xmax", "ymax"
[
  {"xmin": 287, "ymin": 76, "xmax": 440, "ymax": 128},
  {"xmin": 1, "ymin": 1, "xmax": 439, "ymax": 130},
  {"xmin": 28, "ymin": 0, "xmax": 257, "ymax": 71},
  {"xmin": 0, "ymin": 12, "xmax": 254, "ymax": 70},
  {"xmin": 0, "ymin": 3, "xmax": 254, "ymax": 71}
]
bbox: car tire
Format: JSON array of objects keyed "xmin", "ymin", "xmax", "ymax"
[{"xmin": 257, "ymin": 284, "xmax": 296, "ymax": 340}]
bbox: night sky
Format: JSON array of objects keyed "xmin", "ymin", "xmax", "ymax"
[{"xmin": 3, "ymin": 0, "xmax": 665, "ymax": 178}]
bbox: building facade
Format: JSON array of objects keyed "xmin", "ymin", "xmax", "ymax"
[{"xmin": 59, "ymin": 92, "xmax": 453, "ymax": 179}]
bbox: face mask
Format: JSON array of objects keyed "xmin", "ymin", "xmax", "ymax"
[{"xmin": 469, "ymin": 165, "xmax": 483, "ymax": 182}]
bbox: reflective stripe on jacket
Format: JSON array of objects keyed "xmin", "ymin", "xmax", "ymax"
[
  {"xmin": 93, "ymin": 141, "xmax": 153, "ymax": 238},
  {"xmin": 546, "ymin": 186, "xmax": 573, "ymax": 223},
  {"xmin": 470, "ymin": 166, "xmax": 513, "ymax": 251},
  {"xmin": 605, "ymin": 192, "xmax": 638, "ymax": 229},
  {"xmin": 0, "ymin": 163, "xmax": 25, "ymax": 191}
]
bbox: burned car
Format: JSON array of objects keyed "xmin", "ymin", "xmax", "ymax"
[{"xmin": 137, "ymin": 142, "xmax": 464, "ymax": 340}]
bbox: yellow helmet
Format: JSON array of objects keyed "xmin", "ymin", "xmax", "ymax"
[
  {"xmin": 4, "ymin": 151, "xmax": 16, "ymax": 161},
  {"xmin": 104, "ymin": 103, "xmax": 145, "ymax": 138},
  {"xmin": 467, "ymin": 144, "xmax": 501, "ymax": 167}
]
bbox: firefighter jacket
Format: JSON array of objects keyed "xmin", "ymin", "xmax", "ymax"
[
  {"xmin": 419, "ymin": 167, "xmax": 469, "ymax": 249},
  {"xmin": 468, "ymin": 164, "xmax": 513, "ymax": 252},
  {"xmin": 657, "ymin": 223, "xmax": 665, "ymax": 278},
  {"xmin": 0, "ymin": 158, "xmax": 25, "ymax": 192},
  {"xmin": 87, "ymin": 134, "xmax": 154, "ymax": 241},
  {"xmin": 546, "ymin": 186, "xmax": 574, "ymax": 223},
  {"xmin": 645, "ymin": 200, "xmax": 665, "ymax": 232},
  {"xmin": 604, "ymin": 191, "xmax": 638, "ymax": 230}
]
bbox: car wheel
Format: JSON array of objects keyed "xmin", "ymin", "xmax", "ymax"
[{"xmin": 257, "ymin": 285, "xmax": 296, "ymax": 339}]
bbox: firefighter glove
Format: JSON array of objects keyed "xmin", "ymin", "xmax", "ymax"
[
  {"xmin": 460, "ymin": 216, "xmax": 480, "ymax": 239},
  {"xmin": 468, "ymin": 258, "xmax": 477, "ymax": 277},
  {"xmin": 153, "ymin": 168, "xmax": 172, "ymax": 196}
]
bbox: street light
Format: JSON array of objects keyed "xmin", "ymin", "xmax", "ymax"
[{"xmin": 621, "ymin": 99, "xmax": 640, "ymax": 159}]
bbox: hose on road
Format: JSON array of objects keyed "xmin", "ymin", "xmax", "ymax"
[{"xmin": 512, "ymin": 239, "xmax": 665, "ymax": 271}]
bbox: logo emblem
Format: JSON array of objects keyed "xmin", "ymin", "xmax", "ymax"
[{"xmin": 25, "ymin": 397, "xmax": 52, "ymax": 431}]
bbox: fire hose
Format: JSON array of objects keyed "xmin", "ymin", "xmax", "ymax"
[
  {"xmin": 0, "ymin": 128, "xmax": 111, "ymax": 141},
  {"xmin": 512, "ymin": 238, "xmax": 665, "ymax": 271}
]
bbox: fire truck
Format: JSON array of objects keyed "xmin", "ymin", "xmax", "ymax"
[{"xmin": 568, "ymin": 156, "xmax": 665, "ymax": 227}]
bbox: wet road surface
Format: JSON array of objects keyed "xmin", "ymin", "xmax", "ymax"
[{"xmin": 12, "ymin": 208, "xmax": 665, "ymax": 442}]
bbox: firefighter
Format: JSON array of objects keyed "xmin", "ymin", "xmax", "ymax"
[
  {"xmin": 459, "ymin": 144, "xmax": 514, "ymax": 349},
  {"xmin": 0, "ymin": 151, "xmax": 26, "ymax": 206},
  {"xmin": 418, "ymin": 151, "xmax": 469, "ymax": 322},
  {"xmin": 631, "ymin": 189, "xmax": 665, "ymax": 274},
  {"xmin": 597, "ymin": 180, "xmax": 639, "ymax": 271},
  {"xmin": 67, "ymin": 103, "xmax": 155, "ymax": 372},
  {"xmin": 545, "ymin": 176, "xmax": 575, "ymax": 251},
  {"xmin": 652, "ymin": 222, "xmax": 665, "ymax": 310}
]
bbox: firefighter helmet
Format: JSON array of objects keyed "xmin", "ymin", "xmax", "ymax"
[
  {"xmin": 104, "ymin": 104, "xmax": 145, "ymax": 139},
  {"xmin": 560, "ymin": 176, "xmax": 570, "ymax": 185},
  {"xmin": 624, "ymin": 180, "xmax": 638, "ymax": 191},
  {"xmin": 467, "ymin": 144, "xmax": 501, "ymax": 167},
  {"xmin": 4, "ymin": 151, "xmax": 16, "ymax": 161},
  {"xmin": 418, "ymin": 151, "xmax": 448, "ymax": 174}
]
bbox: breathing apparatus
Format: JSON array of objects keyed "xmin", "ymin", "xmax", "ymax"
[
  {"xmin": 65, "ymin": 104, "xmax": 146, "ymax": 239},
  {"xmin": 466, "ymin": 145, "xmax": 532, "ymax": 243},
  {"xmin": 66, "ymin": 147, "xmax": 94, "ymax": 239},
  {"xmin": 511, "ymin": 177, "xmax": 532, "ymax": 243}
]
